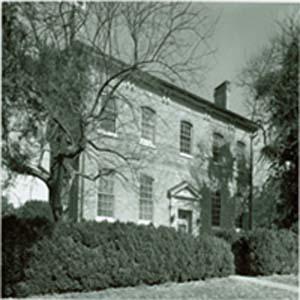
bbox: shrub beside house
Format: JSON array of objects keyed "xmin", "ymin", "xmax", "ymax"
[
  {"xmin": 3, "ymin": 217, "xmax": 234, "ymax": 297},
  {"xmin": 3, "ymin": 203, "xmax": 298, "ymax": 297},
  {"xmin": 232, "ymin": 228, "xmax": 298, "ymax": 276},
  {"xmin": 215, "ymin": 228, "xmax": 298, "ymax": 276}
]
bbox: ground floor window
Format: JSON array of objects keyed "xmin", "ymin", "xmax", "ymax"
[
  {"xmin": 97, "ymin": 174, "xmax": 114, "ymax": 217},
  {"xmin": 211, "ymin": 191, "xmax": 221, "ymax": 227},
  {"xmin": 139, "ymin": 174, "xmax": 153, "ymax": 220}
]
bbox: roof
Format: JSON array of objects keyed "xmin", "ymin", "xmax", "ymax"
[
  {"xmin": 135, "ymin": 72, "xmax": 258, "ymax": 133},
  {"xmin": 75, "ymin": 41, "xmax": 258, "ymax": 133}
]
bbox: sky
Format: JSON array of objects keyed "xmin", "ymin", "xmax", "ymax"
[
  {"xmin": 5, "ymin": 2, "xmax": 299, "ymax": 206},
  {"xmin": 196, "ymin": 2, "xmax": 298, "ymax": 117}
]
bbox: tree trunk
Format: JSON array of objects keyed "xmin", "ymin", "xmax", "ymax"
[
  {"xmin": 48, "ymin": 161, "xmax": 68, "ymax": 222},
  {"xmin": 46, "ymin": 113, "xmax": 82, "ymax": 222},
  {"xmin": 48, "ymin": 157, "xmax": 79, "ymax": 222}
]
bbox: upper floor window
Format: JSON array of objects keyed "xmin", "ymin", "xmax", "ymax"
[
  {"xmin": 212, "ymin": 132, "xmax": 224, "ymax": 162},
  {"xmin": 236, "ymin": 141, "xmax": 246, "ymax": 160},
  {"xmin": 139, "ymin": 174, "xmax": 154, "ymax": 221},
  {"xmin": 100, "ymin": 95, "xmax": 117, "ymax": 133},
  {"xmin": 141, "ymin": 107, "xmax": 156, "ymax": 143},
  {"xmin": 98, "ymin": 174, "xmax": 114, "ymax": 217},
  {"xmin": 180, "ymin": 121, "xmax": 193, "ymax": 155},
  {"xmin": 211, "ymin": 191, "xmax": 221, "ymax": 227}
]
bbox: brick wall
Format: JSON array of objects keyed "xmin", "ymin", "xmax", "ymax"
[{"xmin": 78, "ymin": 80, "xmax": 252, "ymax": 234}]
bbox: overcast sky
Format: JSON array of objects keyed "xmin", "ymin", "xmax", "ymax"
[
  {"xmin": 5, "ymin": 2, "xmax": 299, "ymax": 205},
  {"xmin": 196, "ymin": 2, "xmax": 298, "ymax": 117}
]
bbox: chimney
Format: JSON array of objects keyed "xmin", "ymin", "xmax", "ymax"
[{"xmin": 214, "ymin": 81, "xmax": 230, "ymax": 109}]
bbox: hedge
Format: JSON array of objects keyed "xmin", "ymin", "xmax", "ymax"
[
  {"xmin": 2, "ymin": 216, "xmax": 54, "ymax": 297},
  {"xmin": 3, "ymin": 217, "xmax": 234, "ymax": 297},
  {"xmin": 13, "ymin": 200, "xmax": 54, "ymax": 222},
  {"xmin": 216, "ymin": 228, "xmax": 298, "ymax": 276}
]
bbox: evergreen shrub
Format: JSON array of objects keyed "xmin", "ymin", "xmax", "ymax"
[
  {"xmin": 214, "ymin": 228, "xmax": 242, "ymax": 245},
  {"xmin": 3, "ymin": 219, "xmax": 234, "ymax": 297},
  {"xmin": 2, "ymin": 215, "xmax": 53, "ymax": 297},
  {"xmin": 232, "ymin": 228, "xmax": 298, "ymax": 275},
  {"xmin": 15, "ymin": 200, "xmax": 54, "ymax": 222}
]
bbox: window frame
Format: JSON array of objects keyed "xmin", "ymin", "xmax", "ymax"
[
  {"xmin": 139, "ymin": 174, "xmax": 154, "ymax": 221},
  {"xmin": 212, "ymin": 132, "xmax": 224, "ymax": 163},
  {"xmin": 97, "ymin": 174, "xmax": 115, "ymax": 217},
  {"xmin": 211, "ymin": 191, "xmax": 221, "ymax": 227},
  {"xmin": 180, "ymin": 120, "xmax": 193, "ymax": 155},
  {"xmin": 141, "ymin": 106, "xmax": 156, "ymax": 144}
]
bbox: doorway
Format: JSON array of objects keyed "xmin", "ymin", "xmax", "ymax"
[{"xmin": 178, "ymin": 209, "xmax": 192, "ymax": 234}]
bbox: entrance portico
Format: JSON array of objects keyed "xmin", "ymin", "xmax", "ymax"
[{"xmin": 167, "ymin": 181, "xmax": 201, "ymax": 236}]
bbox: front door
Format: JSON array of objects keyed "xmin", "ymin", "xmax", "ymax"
[{"xmin": 178, "ymin": 209, "xmax": 192, "ymax": 234}]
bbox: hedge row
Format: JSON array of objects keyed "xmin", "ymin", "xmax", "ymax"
[
  {"xmin": 3, "ymin": 216, "xmax": 234, "ymax": 297},
  {"xmin": 215, "ymin": 228, "xmax": 298, "ymax": 276},
  {"xmin": 3, "ymin": 216, "xmax": 54, "ymax": 297}
]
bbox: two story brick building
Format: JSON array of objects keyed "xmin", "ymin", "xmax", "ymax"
[{"xmin": 74, "ymin": 62, "xmax": 257, "ymax": 235}]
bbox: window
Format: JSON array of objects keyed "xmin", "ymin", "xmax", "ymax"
[
  {"xmin": 97, "ymin": 174, "xmax": 114, "ymax": 217},
  {"xmin": 180, "ymin": 121, "xmax": 193, "ymax": 155},
  {"xmin": 212, "ymin": 132, "xmax": 224, "ymax": 162},
  {"xmin": 211, "ymin": 191, "xmax": 221, "ymax": 227},
  {"xmin": 236, "ymin": 141, "xmax": 246, "ymax": 160},
  {"xmin": 100, "ymin": 95, "xmax": 117, "ymax": 133},
  {"xmin": 141, "ymin": 107, "xmax": 156, "ymax": 143},
  {"xmin": 139, "ymin": 174, "xmax": 153, "ymax": 220}
]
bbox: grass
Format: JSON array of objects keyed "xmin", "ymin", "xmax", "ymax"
[
  {"xmin": 32, "ymin": 277, "xmax": 298, "ymax": 300},
  {"xmin": 262, "ymin": 274, "xmax": 298, "ymax": 287}
]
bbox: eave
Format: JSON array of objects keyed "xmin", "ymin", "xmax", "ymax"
[{"xmin": 76, "ymin": 41, "xmax": 258, "ymax": 133}]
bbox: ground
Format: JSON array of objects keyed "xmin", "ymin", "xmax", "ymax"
[
  {"xmin": 263, "ymin": 274, "xmax": 298, "ymax": 286},
  {"xmin": 30, "ymin": 275, "xmax": 298, "ymax": 300}
]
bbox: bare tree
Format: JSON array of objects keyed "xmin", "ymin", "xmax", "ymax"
[{"xmin": 3, "ymin": 2, "xmax": 217, "ymax": 221}]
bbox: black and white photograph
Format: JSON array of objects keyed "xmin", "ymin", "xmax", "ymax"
[{"xmin": 2, "ymin": 1, "xmax": 299, "ymax": 299}]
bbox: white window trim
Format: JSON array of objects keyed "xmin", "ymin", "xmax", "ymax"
[
  {"xmin": 139, "ymin": 137, "xmax": 156, "ymax": 149},
  {"xmin": 179, "ymin": 152, "xmax": 193, "ymax": 159},
  {"xmin": 95, "ymin": 216, "xmax": 116, "ymax": 223},
  {"xmin": 138, "ymin": 219, "xmax": 152, "ymax": 225}
]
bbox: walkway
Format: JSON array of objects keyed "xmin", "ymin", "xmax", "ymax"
[{"xmin": 230, "ymin": 275, "xmax": 299, "ymax": 294}]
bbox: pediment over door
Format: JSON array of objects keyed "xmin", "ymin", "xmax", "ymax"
[{"xmin": 167, "ymin": 181, "xmax": 200, "ymax": 201}]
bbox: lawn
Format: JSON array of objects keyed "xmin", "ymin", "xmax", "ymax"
[
  {"xmin": 262, "ymin": 274, "xmax": 298, "ymax": 287},
  {"xmin": 32, "ymin": 276, "xmax": 298, "ymax": 300}
]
